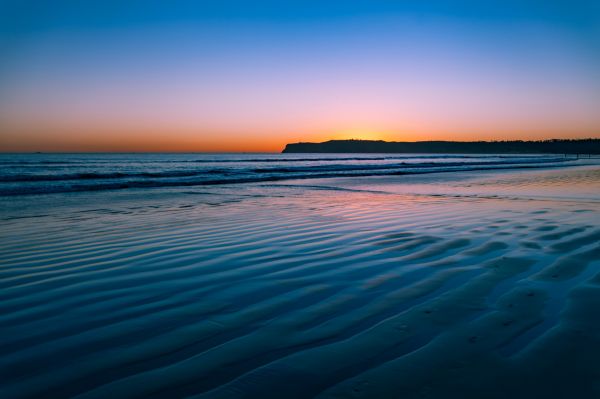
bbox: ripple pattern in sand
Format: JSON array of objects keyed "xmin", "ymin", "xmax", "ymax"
[{"xmin": 0, "ymin": 193, "xmax": 599, "ymax": 398}]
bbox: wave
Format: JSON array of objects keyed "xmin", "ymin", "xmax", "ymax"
[
  {"xmin": 250, "ymin": 158, "xmax": 569, "ymax": 173},
  {"xmin": 0, "ymin": 159, "xmax": 573, "ymax": 196},
  {"xmin": 0, "ymin": 170, "xmax": 229, "ymax": 183},
  {"xmin": 190, "ymin": 155, "xmax": 538, "ymax": 163},
  {"xmin": 0, "ymin": 158, "xmax": 570, "ymax": 183},
  {"xmin": 0, "ymin": 154, "xmax": 548, "ymax": 166}
]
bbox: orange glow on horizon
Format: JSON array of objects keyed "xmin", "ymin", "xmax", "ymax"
[
  {"xmin": 1, "ymin": 123, "xmax": 599, "ymax": 153},
  {"xmin": 2, "ymin": 2, "xmax": 599, "ymax": 154}
]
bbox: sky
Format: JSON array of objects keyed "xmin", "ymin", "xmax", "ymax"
[{"xmin": 0, "ymin": 0, "xmax": 599, "ymax": 152}]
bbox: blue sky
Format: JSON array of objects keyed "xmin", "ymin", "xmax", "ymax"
[{"xmin": 1, "ymin": 0, "xmax": 599, "ymax": 151}]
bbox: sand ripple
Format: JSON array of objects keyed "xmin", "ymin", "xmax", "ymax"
[{"xmin": 0, "ymin": 182, "xmax": 599, "ymax": 398}]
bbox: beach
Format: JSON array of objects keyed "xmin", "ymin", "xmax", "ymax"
[{"xmin": 0, "ymin": 154, "xmax": 599, "ymax": 398}]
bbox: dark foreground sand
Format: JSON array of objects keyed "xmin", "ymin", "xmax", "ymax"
[{"xmin": 0, "ymin": 165, "xmax": 599, "ymax": 398}]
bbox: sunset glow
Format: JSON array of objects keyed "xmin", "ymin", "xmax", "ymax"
[{"xmin": 1, "ymin": 1, "xmax": 599, "ymax": 152}]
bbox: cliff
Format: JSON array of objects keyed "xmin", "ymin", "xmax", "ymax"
[{"xmin": 282, "ymin": 139, "xmax": 600, "ymax": 154}]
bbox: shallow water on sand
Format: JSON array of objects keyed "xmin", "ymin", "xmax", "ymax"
[{"xmin": 0, "ymin": 160, "xmax": 599, "ymax": 398}]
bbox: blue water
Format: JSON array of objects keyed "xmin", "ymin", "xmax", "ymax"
[{"xmin": 0, "ymin": 153, "xmax": 575, "ymax": 196}]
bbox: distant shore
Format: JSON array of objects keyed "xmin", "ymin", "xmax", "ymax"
[{"xmin": 282, "ymin": 139, "xmax": 600, "ymax": 154}]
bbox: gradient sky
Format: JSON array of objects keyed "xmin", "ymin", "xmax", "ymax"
[{"xmin": 1, "ymin": 0, "xmax": 599, "ymax": 152}]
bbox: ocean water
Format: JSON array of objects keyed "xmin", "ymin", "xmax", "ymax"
[
  {"xmin": 1, "ymin": 154, "xmax": 599, "ymax": 398},
  {"xmin": 0, "ymin": 153, "xmax": 577, "ymax": 196}
]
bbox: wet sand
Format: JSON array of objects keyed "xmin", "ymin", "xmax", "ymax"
[{"xmin": 0, "ymin": 164, "xmax": 599, "ymax": 398}]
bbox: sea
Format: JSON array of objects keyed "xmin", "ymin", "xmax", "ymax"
[{"xmin": 0, "ymin": 153, "xmax": 578, "ymax": 196}]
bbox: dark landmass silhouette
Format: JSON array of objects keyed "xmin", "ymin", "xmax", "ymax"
[{"xmin": 282, "ymin": 139, "xmax": 600, "ymax": 154}]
